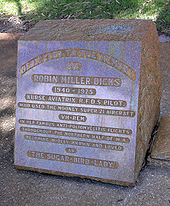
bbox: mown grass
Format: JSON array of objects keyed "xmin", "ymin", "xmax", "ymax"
[{"xmin": 0, "ymin": 0, "xmax": 169, "ymax": 34}]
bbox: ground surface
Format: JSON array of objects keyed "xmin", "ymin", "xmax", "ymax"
[{"xmin": 0, "ymin": 33, "xmax": 169, "ymax": 206}]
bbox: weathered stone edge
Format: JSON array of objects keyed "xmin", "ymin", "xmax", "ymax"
[
  {"xmin": 15, "ymin": 165, "xmax": 135, "ymax": 187},
  {"xmin": 19, "ymin": 19, "xmax": 153, "ymax": 41},
  {"xmin": 134, "ymin": 21, "xmax": 161, "ymax": 180},
  {"xmin": 147, "ymin": 156, "xmax": 170, "ymax": 168}
]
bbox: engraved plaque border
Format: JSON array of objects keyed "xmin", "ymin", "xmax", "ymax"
[{"xmin": 15, "ymin": 40, "xmax": 141, "ymax": 184}]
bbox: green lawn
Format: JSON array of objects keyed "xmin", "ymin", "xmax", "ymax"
[{"xmin": 0, "ymin": 0, "xmax": 169, "ymax": 34}]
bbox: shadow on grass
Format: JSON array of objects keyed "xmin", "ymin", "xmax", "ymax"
[
  {"xmin": 155, "ymin": 1, "xmax": 170, "ymax": 34},
  {"xmin": 27, "ymin": 0, "xmax": 141, "ymax": 20},
  {"xmin": 2, "ymin": 0, "xmax": 169, "ymax": 34}
]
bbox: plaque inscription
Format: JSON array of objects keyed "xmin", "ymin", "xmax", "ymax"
[{"xmin": 15, "ymin": 41, "xmax": 141, "ymax": 184}]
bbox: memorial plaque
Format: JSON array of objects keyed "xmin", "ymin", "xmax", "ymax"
[{"xmin": 14, "ymin": 19, "xmax": 161, "ymax": 186}]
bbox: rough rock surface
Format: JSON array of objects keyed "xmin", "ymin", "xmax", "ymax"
[
  {"xmin": 18, "ymin": 19, "xmax": 162, "ymax": 185},
  {"xmin": 159, "ymin": 43, "xmax": 170, "ymax": 116},
  {"xmin": 147, "ymin": 42, "xmax": 170, "ymax": 168},
  {"xmin": 148, "ymin": 114, "xmax": 170, "ymax": 168},
  {"xmin": 134, "ymin": 21, "xmax": 161, "ymax": 180}
]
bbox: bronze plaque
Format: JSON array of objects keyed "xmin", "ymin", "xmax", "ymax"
[{"xmin": 15, "ymin": 40, "xmax": 141, "ymax": 185}]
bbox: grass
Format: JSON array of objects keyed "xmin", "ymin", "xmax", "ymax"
[{"xmin": 0, "ymin": 0, "xmax": 169, "ymax": 34}]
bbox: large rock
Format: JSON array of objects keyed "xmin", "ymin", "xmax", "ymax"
[{"xmin": 14, "ymin": 19, "xmax": 161, "ymax": 186}]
